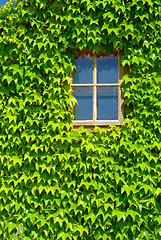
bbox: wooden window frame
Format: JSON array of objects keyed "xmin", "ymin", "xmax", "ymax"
[{"xmin": 71, "ymin": 50, "xmax": 124, "ymax": 127}]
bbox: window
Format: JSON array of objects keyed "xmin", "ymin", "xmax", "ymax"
[{"xmin": 71, "ymin": 50, "xmax": 124, "ymax": 126}]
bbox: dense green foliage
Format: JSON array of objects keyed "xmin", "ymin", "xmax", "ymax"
[{"xmin": 0, "ymin": 0, "xmax": 161, "ymax": 239}]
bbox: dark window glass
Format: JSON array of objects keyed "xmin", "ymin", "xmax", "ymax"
[
  {"xmin": 73, "ymin": 87, "xmax": 93, "ymax": 120},
  {"xmin": 97, "ymin": 87, "xmax": 118, "ymax": 120},
  {"xmin": 97, "ymin": 54, "xmax": 118, "ymax": 84},
  {"xmin": 73, "ymin": 55, "xmax": 93, "ymax": 84}
]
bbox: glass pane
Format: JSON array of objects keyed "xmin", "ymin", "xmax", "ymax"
[
  {"xmin": 97, "ymin": 87, "xmax": 118, "ymax": 120},
  {"xmin": 73, "ymin": 54, "xmax": 93, "ymax": 84},
  {"xmin": 97, "ymin": 54, "xmax": 118, "ymax": 84},
  {"xmin": 73, "ymin": 87, "xmax": 93, "ymax": 120}
]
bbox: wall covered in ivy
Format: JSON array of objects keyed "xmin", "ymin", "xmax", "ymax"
[{"xmin": 0, "ymin": 0, "xmax": 160, "ymax": 239}]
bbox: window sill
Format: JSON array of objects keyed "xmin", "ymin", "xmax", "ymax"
[{"xmin": 72, "ymin": 120, "xmax": 122, "ymax": 126}]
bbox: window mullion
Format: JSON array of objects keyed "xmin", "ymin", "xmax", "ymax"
[{"xmin": 93, "ymin": 53, "xmax": 97, "ymax": 122}]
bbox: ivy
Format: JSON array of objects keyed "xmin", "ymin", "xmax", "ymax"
[{"xmin": 0, "ymin": 0, "xmax": 160, "ymax": 239}]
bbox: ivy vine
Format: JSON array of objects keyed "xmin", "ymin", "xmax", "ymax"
[{"xmin": 0, "ymin": 0, "xmax": 160, "ymax": 239}]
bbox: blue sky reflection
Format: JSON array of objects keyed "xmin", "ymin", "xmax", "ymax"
[
  {"xmin": 0, "ymin": 0, "xmax": 14, "ymax": 7},
  {"xmin": 73, "ymin": 55, "xmax": 93, "ymax": 84}
]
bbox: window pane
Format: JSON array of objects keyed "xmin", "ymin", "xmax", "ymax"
[
  {"xmin": 73, "ymin": 87, "xmax": 93, "ymax": 120},
  {"xmin": 97, "ymin": 87, "xmax": 118, "ymax": 120},
  {"xmin": 97, "ymin": 54, "xmax": 118, "ymax": 84},
  {"xmin": 73, "ymin": 55, "xmax": 93, "ymax": 84}
]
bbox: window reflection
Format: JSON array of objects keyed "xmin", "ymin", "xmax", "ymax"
[
  {"xmin": 73, "ymin": 55, "xmax": 93, "ymax": 84},
  {"xmin": 97, "ymin": 87, "xmax": 118, "ymax": 120},
  {"xmin": 73, "ymin": 87, "xmax": 93, "ymax": 120},
  {"xmin": 97, "ymin": 54, "xmax": 118, "ymax": 84}
]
